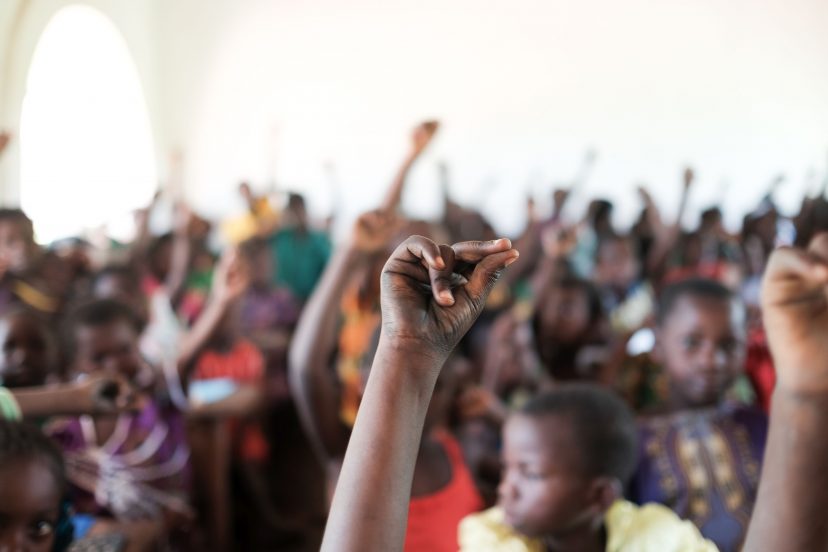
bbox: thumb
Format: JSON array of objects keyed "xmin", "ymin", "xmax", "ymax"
[{"xmin": 465, "ymin": 249, "xmax": 519, "ymax": 305}]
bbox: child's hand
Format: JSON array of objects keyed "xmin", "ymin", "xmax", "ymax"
[
  {"xmin": 380, "ymin": 236, "xmax": 518, "ymax": 360},
  {"xmin": 683, "ymin": 167, "xmax": 695, "ymax": 189},
  {"xmin": 457, "ymin": 386, "xmax": 507, "ymax": 424},
  {"xmin": 410, "ymin": 121, "xmax": 439, "ymax": 157},
  {"xmin": 212, "ymin": 247, "xmax": 250, "ymax": 304},
  {"xmin": 351, "ymin": 210, "xmax": 402, "ymax": 255},
  {"xmin": 0, "ymin": 131, "xmax": 10, "ymax": 155},
  {"xmin": 74, "ymin": 375, "xmax": 140, "ymax": 414},
  {"xmin": 762, "ymin": 233, "xmax": 828, "ymax": 395}
]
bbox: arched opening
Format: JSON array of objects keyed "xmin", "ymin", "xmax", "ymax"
[{"xmin": 19, "ymin": 4, "xmax": 156, "ymax": 243}]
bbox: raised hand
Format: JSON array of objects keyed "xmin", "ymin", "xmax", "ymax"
[
  {"xmin": 379, "ymin": 236, "xmax": 518, "ymax": 359},
  {"xmin": 683, "ymin": 167, "xmax": 695, "ymax": 189},
  {"xmin": 410, "ymin": 121, "xmax": 440, "ymax": 157},
  {"xmin": 212, "ymin": 247, "xmax": 250, "ymax": 304},
  {"xmin": 351, "ymin": 210, "xmax": 402, "ymax": 255},
  {"xmin": 761, "ymin": 233, "xmax": 828, "ymax": 395},
  {"xmin": 0, "ymin": 131, "xmax": 10, "ymax": 156}
]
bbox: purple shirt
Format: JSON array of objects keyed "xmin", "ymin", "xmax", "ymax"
[
  {"xmin": 629, "ymin": 406, "xmax": 767, "ymax": 552},
  {"xmin": 47, "ymin": 400, "xmax": 191, "ymax": 521}
]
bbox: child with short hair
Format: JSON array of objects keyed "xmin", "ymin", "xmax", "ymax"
[
  {"xmin": 0, "ymin": 309, "xmax": 57, "ymax": 388},
  {"xmin": 460, "ymin": 385, "xmax": 717, "ymax": 551},
  {"xmin": 0, "ymin": 419, "xmax": 74, "ymax": 552},
  {"xmin": 319, "ymin": 235, "xmax": 715, "ymax": 552},
  {"xmin": 629, "ymin": 278, "xmax": 767, "ymax": 552},
  {"xmin": 46, "ymin": 299, "xmax": 192, "ymax": 533}
]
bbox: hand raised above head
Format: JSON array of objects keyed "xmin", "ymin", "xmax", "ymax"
[
  {"xmin": 380, "ymin": 235, "xmax": 518, "ymax": 361},
  {"xmin": 410, "ymin": 121, "xmax": 440, "ymax": 156},
  {"xmin": 762, "ymin": 233, "xmax": 828, "ymax": 396},
  {"xmin": 350, "ymin": 209, "xmax": 402, "ymax": 255}
]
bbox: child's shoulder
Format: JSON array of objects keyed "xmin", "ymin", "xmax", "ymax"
[
  {"xmin": 606, "ymin": 500, "xmax": 719, "ymax": 552},
  {"xmin": 458, "ymin": 508, "xmax": 542, "ymax": 552}
]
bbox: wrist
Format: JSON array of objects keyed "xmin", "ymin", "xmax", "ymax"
[{"xmin": 373, "ymin": 333, "xmax": 448, "ymax": 385}]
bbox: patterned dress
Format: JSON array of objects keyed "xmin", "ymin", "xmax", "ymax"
[{"xmin": 629, "ymin": 405, "xmax": 767, "ymax": 552}]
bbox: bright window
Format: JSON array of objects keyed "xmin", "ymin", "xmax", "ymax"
[{"xmin": 20, "ymin": 5, "xmax": 156, "ymax": 244}]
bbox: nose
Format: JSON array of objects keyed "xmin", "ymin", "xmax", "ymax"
[
  {"xmin": 0, "ymin": 528, "xmax": 27, "ymax": 552},
  {"xmin": 497, "ymin": 469, "xmax": 519, "ymax": 503},
  {"xmin": 698, "ymin": 342, "xmax": 726, "ymax": 372}
]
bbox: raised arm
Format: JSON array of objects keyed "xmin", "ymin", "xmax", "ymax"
[
  {"xmin": 321, "ymin": 236, "xmax": 518, "ymax": 552},
  {"xmin": 177, "ymin": 247, "xmax": 248, "ymax": 376},
  {"xmin": 744, "ymin": 233, "xmax": 828, "ymax": 551},
  {"xmin": 380, "ymin": 121, "xmax": 439, "ymax": 212},
  {"xmin": 288, "ymin": 210, "xmax": 401, "ymax": 460}
]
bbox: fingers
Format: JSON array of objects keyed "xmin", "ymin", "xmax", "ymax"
[
  {"xmin": 452, "ymin": 238, "xmax": 512, "ymax": 263},
  {"xmin": 465, "ymin": 248, "xmax": 520, "ymax": 302},
  {"xmin": 808, "ymin": 232, "xmax": 828, "ymax": 264},
  {"xmin": 399, "ymin": 235, "xmax": 445, "ymax": 270},
  {"xmin": 429, "ymin": 245, "xmax": 457, "ymax": 306}
]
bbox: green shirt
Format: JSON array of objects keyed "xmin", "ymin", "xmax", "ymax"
[{"xmin": 268, "ymin": 227, "xmax": 331, "ymax": 301}]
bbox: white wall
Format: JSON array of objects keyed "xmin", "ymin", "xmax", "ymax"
[{"xmin": 3, "ymin": 0, "xmax": 828, "ymax": 239}]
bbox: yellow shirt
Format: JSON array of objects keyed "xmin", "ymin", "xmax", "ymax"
[{"xmin": 458, "ymin": 501, "xmax": 719, "ymax": 552}]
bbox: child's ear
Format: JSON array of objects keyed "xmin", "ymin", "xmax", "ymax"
[{"xmin": 588, "ymin": 477, "xmax": 622, "ymax": 513}]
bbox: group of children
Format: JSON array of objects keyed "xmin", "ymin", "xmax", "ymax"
[{"xmin": 0, "ymin": 123, "xmax": 825, "ymax": 551}]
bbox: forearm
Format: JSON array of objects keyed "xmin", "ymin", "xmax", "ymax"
[
  {"xmin": 165, "ymin": 233, "xmax": 191, "ymax": 304},
  {"xmin": 176, "ymin": 296, "xmax": 231, "ymax": 377},
  {"xmin": 12, "ymin": 385, "xmax": 85, "ymax": 417},
  {"xmin": 381, "ymin": 153, "xmax": 417, "ymax": 212},
  {"xmin": 289, "ymin": 246, "xmax": 366, "ymax": 456},
  {"xmin": 321, "ymin": 336, "xmax": 444, "ymax": 552},
  {"xmin": 744, "ymin": 389, "xmax": 828, "ymax": 551}
]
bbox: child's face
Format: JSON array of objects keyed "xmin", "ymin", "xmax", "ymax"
[
  {"xmin": 656, "ymin": 295, "xmax": 746, "ymax": 408},
  {"xmin": 0, "ymin": 221, "xmax": 33, "ymax": 274},
  {"xmin": 0, "ymin": 459, "xmax": 61, "ymax": 552},
  {"xmin": 74, "ymin": 320, "xmax": 144, "ymax": 383},
  {"xmin": 0, "ymin": 315, "xmax": 52, "ymax": 388},
  {"xmin": 594, "ymin": 239, "xmax": 638, "ymax": 290},
  {"xmin": 537, "ymin": 285, "xmax": 591, "ymax": 345},
  {"xmin": 93, "ymin": 275, "xmax": 148, "ymax": 323},
  {"xmin": 498, "ymin": 414, "xmax": 601, "ymax": 539}
]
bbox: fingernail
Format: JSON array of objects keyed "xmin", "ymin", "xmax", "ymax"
[
  {"xmin": 435, "ymin": 256, "xmax": 446, "ymax": 269},
  {"xmin": 440, "ymin": 290, "xmax": 454, "ymax": 304},
  {"xmin": 504, "ymin": 252, "xmax": 520, "ymax": 267}
]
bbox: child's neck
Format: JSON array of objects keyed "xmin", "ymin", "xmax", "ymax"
[{"xmin": 542, "ymin": 521, "xmax": 606, "ymax": 552}]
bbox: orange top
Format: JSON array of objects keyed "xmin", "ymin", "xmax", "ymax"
[{"xmin": 405, "ymin": 430, "xmax": 483, "ymax": 552}]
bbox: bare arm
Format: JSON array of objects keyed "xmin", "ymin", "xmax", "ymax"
[
  {"xmin": 321, "ymin": 236, "xmax": 518, "ymax": 552},
  {"xmin": 288, "ymin": 210, "xmax": 401, "ymax": 461},
  {"xmin": 744, "ymin": 234, "xmax": 828, "ymax": 551},
  {"xmin": 176, "ymin": 248, "xmax": 248, "ymax": 380},
  {"xmin": 12, "ymin": 377, "xmax": 135, "ymax": 418},
  {"xmin": 380, "ymin": 121, "xmax": 439, "ymax": 212}
]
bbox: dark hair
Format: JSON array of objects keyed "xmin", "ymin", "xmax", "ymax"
[
  {"xmin": 594, "ymin": 233, "xmax": 639, "ymax": 264},
  {"xmin": 287, "ymin": 193, "xmax": 306, "ymax": 211},
  {"xmin": 62, "ymin": 299, "xmax": 144, "ymax": 361},
  {"xmin": 657, "ymin": 277, "xmax": 734, "ymax": 326},
  {"xmin": 239, "ymin": 236, "xmax": 270, "ymax": 259},
  {"xmin": 0, "ymin": 208, "xmax": 34, "ymax": 243},
  {"xmin": 0, "ymin": 420, "xmax": 73, "ymax": 550},
  {"xmin": 0, "ymin": 419, "xmax": 65, "ymax": 489},
  {"xmin": 521, "ymin": 384, "xmax": 638, "ymax": 484},
  {"xmin": 92, "ymin": 265, "xmax": 140, "ymax": 292}
]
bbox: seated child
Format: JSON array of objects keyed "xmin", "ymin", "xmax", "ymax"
[
  {"xmin": 460, "ymin": 385, "xmax": 717, "ymax": 551},
  {"xmin": 0, "ymin": 309, "xmax": 57, "ymax": 388},
  {"xmin": 0, "ymin": 419, "xmax": 74, "ymax": 552},
  {"xmin": 46, "ymin": 300, "xmax": 192, "ymax": 533},
  {"xmin": 319, "ymin": 235, "xmax": 714, "ymax": 552},
  {"xmin": 628, "ymin": 278, "xmax": 767, "ymax": 552}
]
